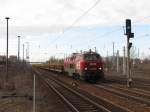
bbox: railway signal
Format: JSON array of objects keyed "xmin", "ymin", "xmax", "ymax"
[
  {"xmin": 126, "ymin": 19, "xmax": 131, "ymax": 35},
  {"xmin": 125, "ymin": 19, "xmax": 134, "ymax": 87},
  {"xmin": 129, "ymin": 42, "xmax": 132, "ymax": 50}
]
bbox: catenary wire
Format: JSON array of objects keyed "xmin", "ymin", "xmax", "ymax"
[{"xmin": 49, "ymin": 0, "xmax": 101, "ymax": 45}]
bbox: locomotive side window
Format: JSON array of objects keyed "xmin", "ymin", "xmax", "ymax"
[{"xmin": 84, "ymin": 54, "xmax": 100, "ymax": 61}]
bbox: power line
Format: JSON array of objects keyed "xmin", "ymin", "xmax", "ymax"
[
  {"xmin": 43, "ymin": 4, "xmax": 66, "ymax": 47},
  {"xmin": 73, "ymin": 16, "xmax": 150, "ymax": 47},
  {"xmin": 85, "ymin": 16, "xmax": 150, "ymax": 45},
  {"xmin": 50, "ymin": 0, "xmax": 101, "ymax": 45},
  {"xmin": 73, "ymin": 27, "xmax": 122, "ymax": 47},
  {"xmin": 133, "ymin": 34, "xmax": 149, "ymax": 40},
  {"xmin": 133, "ymin": 15, "xmax": 150, "ymax": 24},
  {"xmin": 62, "ymin": 0, "xmax": 101, "ymax": 33},
  {"xmin": 48, "ymin": 5, "xmax": 150, "ymax": 51},
  {"xmin": 88, "ymin": 27, "xmax": 121, "ymax": 44}
]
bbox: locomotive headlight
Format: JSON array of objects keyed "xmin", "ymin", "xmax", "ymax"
[
  {"xmin": 85, "ymin": 67, "xmax": 87, "ymax": 70},
  {"xmin": 98, "ymin": 67, "xmax": 102, "ymax": 70}
]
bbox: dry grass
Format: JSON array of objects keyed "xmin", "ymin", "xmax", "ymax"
[{"xmin": 0, "ymin": 64, "xmax": 33, "ymax": 112}]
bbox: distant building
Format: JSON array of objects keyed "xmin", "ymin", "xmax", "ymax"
[
  {"xmin": 0, "ymin": 55, "xmax": 6, "ymax": 62},
  {"xmin": 9, "ymin": 55, "xmax": 17, "ymax": 62}
]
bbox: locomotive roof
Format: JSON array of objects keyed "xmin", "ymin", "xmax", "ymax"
[
  {"xmin": 66, "ymin": 50, "xmax": 100, "ymax": 59},
  {"xmin": 83, "ymin": 51, "xmax": 98, "ymax": 54},
  {"xmin": 65, "ymin": 51, "xmax": 101, "ymax": 61},
  {"xmin": 71, "ymin": 51, "xmax": 99, "ymax": 56}
]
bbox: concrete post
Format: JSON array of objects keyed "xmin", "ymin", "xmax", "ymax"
[
  {"xmin": 123, "ymin": 46, "xmax": 126, "ymax": 75},
  {"xmin": 117, "ymin": 50, "xmax": 119, "ymax": 72}
]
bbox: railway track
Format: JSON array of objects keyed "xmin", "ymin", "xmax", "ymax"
[
  {"xmin": 132, "ymin": 88, "xmax": 150, "ymax": 95},
  {"xmin": 101, "ymin": 83, "xmax": 150, "ymax": 99},
  {"xmin": 0, "ymin": 99, "xmax": 20, "ymax": 112},
  {"xmin": 96, "ymin": 84, "xmax": 150, "ymax": 106},
  {"xmin": 132, "ymin": 82, "xmax": 150, "ymax": 91},
  {"xmin": 35, "ymin": 69, "xmax": 132, "ymax": 112},
  {"xmin": 105, "ymin": 76, "xmax": 150, "ymax": 91}
]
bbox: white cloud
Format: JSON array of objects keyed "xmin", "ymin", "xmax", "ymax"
[
  {"xmin": 0, "ymin": 0, "xmax": 150, "ymax": 61},
  {"xmin": 0, "ymin": 0, "xmax": 149, "ymax": 28}
]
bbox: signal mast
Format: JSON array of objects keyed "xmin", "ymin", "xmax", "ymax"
[{"xmin": 125, "ymin": 19, "xmax": 134, "ymax": 87}]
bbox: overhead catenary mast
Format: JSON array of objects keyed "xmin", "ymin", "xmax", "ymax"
[
  {"xmin": 18, "ymin": 35, "xmax": 20, "ymax": 61},
  {"xmin": 5, "ymin": 17, "xmax": 10, "ymax": 83},
  {"xmin": 26, "ymin": 42, "xmax": 29, "ymax": 61},
  {"xmin": 123, "ymin": 46, "xmax": 126, "ymax": 75}
]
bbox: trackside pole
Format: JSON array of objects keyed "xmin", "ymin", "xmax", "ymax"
[
  {"xmin": 33, "ymin": 74, "xmax": 35, "ymax": 112},
  {"xmin": 5, "ymin": 17, "xmax": 10, "ymax": 83},
  {"xmin": 116, "ymin": 50, "xmax": 119, "ymax": 72},
  {"xmin": 123, "ymin": 46, "xmax": 126, "ymax": 75}
]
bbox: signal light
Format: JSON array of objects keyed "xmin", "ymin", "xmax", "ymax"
[
  {"xmin": 129, "ymin": 33, "xmax": 134, "ymax": 38},
  {"xmin": 128, "ymin": 42, "xmax": 132, "ymax": 50},
  {"xmin": 99, "ymin": 67, "xmax": 102, "ymax": 70},
  {"xmin": 126, "ymin": 19, "xmax": 131, "ymax": 35}
]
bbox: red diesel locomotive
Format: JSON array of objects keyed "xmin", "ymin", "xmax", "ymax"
[{"xmin": 64, "ymin": 50, "xmax": 104, "ymax": 82}]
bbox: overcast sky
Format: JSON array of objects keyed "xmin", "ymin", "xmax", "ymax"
[{"xmin": 0, "ymin": 0, "xmax": 150, "ymax": 61}]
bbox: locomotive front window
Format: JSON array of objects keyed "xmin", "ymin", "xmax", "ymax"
[{"xmin": 84, "ymin": 54, "xmax": 100, "ymax": 61}]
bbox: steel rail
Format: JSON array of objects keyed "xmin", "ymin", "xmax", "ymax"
[
  {"xmin": 48, "ymin": 78, "xmax": 111, "ymax": 112},
  {"xmin": 35, "ymin": 68, "xmax": 133, "ymax": 112},
  {"xmin": 36, "ymin": 73, "xmax": 79, "ymax": 112},
  {"xmin": 35, "ymin": 70, "xmax": 111, "ymax": 112},
  {"xmin": 96, "ymin": 85, "xmax": 150, "ymax": 106},
  {"xmin": 101, "ymin": 84, "xmax": 150, "ymax": 99}
]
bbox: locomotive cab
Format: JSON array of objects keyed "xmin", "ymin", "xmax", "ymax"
[
  {"xmin": 64, "ymin": 50, "xmax": 104, "ymax": 82},
  {"xmin": 77, "ymin": 52, "xmax": 104, "ymax": 82}
]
